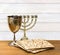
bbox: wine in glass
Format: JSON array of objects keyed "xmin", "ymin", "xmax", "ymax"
[{"xmin": 8, "ymin": 15, "xmax": 22, "ymax": 46}]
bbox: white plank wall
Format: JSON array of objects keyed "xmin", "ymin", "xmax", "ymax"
[{"xmin": 0, "ymin": 0, "xmax": 60, "ymax": 40}]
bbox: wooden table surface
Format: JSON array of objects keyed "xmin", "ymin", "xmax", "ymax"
[{"xmin": 0, "ymin": 40, "xmax": 60, "ymax": 55}]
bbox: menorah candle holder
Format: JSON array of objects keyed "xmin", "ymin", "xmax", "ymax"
[{"xmin": 20, "ymin": 15, "xmax": 38, "ymax": 40}]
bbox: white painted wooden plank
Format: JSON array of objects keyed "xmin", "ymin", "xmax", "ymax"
[
  {"xmin": 0, "ymin": 13, "xmax": 60, "ymax": 22},
  {"xmin": 30, "ymin": 22, "xmax": 60, "ymax": 31},
  {"xmin": 0, "ymin": 0, "xmax": 60, "ymax": 3},
  {"xmin": 0, "ymin": 0, "xmax": 16, "ymax": 3},
  {"xmin": 0, "ymin": 22, "xmax": 60, "ymax": 31},
  {"xmin": 0, "ymin": 31, "xmax": 60, "ymax": 40},
  {"xmin": 0, "ymin": 4, "xmax": 60, "ymax": 13},
  {"xmin": 15, "ymin": 0, "xmax": 60, "ymax": 3}
]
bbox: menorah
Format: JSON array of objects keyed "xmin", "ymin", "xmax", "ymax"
[{"xmin": 20, "ymin": 15, "xmax": 38, "ymax": 40}]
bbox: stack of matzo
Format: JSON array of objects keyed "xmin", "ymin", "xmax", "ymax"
[{"xmin": 14, "ymin": 39, "xmax": 54, "ymax": 53}]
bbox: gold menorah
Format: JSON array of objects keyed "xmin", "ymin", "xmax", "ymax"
[{"xmin": 20, "ymin": 15, "xmax": 38, "ymax": 40}]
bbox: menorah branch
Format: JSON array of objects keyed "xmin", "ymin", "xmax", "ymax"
[{"xmin": 20, "ymin": 15, "xmax": 38, "ymax": 40}]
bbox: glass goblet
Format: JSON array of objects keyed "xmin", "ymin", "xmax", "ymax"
[{"xmin": 8, "ymin": 15, "xmax": 22, "ymax": 46}]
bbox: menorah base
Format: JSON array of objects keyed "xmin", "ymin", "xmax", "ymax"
[
  {"xmin": 20, "ymin": 37, "xmax": 28, "ymax": 40},
  {"xmin": 9, "ymin": 41, "xmax": 16, "ymax": 46}
]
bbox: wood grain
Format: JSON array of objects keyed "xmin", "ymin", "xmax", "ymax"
[{"xmin": 0, "ymin": 40, "xmax": 60, "ymax": 55}]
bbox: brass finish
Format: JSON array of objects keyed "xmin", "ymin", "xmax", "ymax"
[
  {"xmin": 8, "ymin": 16, "xmax": 22, "ymax": 46},
  {"xmin": 20, "ymin": 15, "xmax": 37, "ymax": 40}
]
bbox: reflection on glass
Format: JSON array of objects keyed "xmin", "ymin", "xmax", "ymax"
[{"xmin": 8, "ymin": 15, "xmax": 22, "ymax": 46}]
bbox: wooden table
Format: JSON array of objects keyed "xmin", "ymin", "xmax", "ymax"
[{"xmin": 0, "ymin": 40, "xmax": 60, "ymax": 55}]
